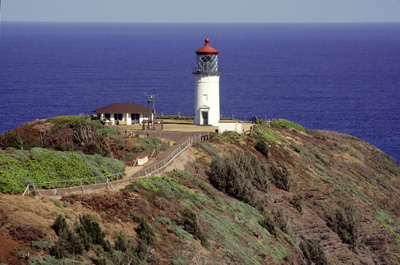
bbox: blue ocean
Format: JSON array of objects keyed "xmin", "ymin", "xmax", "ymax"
[{"xmin": 1, "ymin": 22, "xmax": 400, "ymax": 162}]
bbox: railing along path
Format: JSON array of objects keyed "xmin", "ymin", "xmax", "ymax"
[{"xmin": 25, "ymin": 133, "xmax": 209, "ymax": 196}]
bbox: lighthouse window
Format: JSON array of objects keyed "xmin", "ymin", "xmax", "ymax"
[
  {"xmin": 201, "ymin": 56, "xmax": 212, "ymax": 62},
  {"xmin": 203, "ymin": 94, "xmax": 208, "ymax": 101}
]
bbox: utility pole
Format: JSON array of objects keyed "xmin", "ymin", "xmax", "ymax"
[{"xmin": 145, "ymin": 92, "xmax": 158, "ymax": 130}]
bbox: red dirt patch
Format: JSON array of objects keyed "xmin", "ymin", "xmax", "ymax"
[{"xmin": 0, "ymin": 232, "xmax": 32, "ymax": 265}]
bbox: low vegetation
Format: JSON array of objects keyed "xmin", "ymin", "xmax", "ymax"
[
  {"xmin": 0, "ymin": 116, "xmax": 117, "ymax": 156},
  {"xmin": 209, "ymin": 153, "xmax": 269, "ymax": 208},
  {"xmin": 211, "ymin": 131, "xmax": 246, "ymax": 144},
  {"xmin": 270, "ymin": 119, "xmax": 310, "ymax": 133},
  {"xmin": 49, "ymin": 213, "xmax": 155, "ymax": 264},
  {"xmin": 300, "ymin": 239, "xmax": 329, "ymax": 265},
  {"xmin": 0, "ymin": 148, "xmax": 125, "ymax": 193},
  {"xmin": 255, "ymin": 139, "xmax": 270, "ymax": 158},
  {"xmin": 324, "ymin": 200, "xmax": 363, "ymax": 249}
]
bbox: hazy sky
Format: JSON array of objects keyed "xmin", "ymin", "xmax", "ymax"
[{"xmin": 2, "ymin": 0, "xmax": 400, "ymax": 23}]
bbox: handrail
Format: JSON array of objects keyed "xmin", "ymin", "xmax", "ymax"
[{"xmin": 26, "ymin": 132, "xmax": 210, "ymax": 196}]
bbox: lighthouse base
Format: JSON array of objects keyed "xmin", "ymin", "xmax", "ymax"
[{"xmin": 193, "ymin": 73, "xmax": 220, "ymax": 126}]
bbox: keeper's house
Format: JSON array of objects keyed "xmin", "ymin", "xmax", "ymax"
[{"xmin": 93, "ymin": 103, "xmax": 153, "ymax": 125}]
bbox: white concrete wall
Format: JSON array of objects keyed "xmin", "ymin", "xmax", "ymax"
[
  {"xmin": 219, "ymin": 121, "xmax": 243, "ymax": 134},
  {"xmin": 194, "ymin": 73, "xmax": 220, "ymax": 126}
]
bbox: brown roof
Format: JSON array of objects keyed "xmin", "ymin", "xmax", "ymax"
[{"xmin": 93, "ymin": 103, "xmax": 152, "ymax": 114}]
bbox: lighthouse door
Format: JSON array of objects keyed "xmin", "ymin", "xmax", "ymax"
[{"xmin": 201, "ymin": 111, "xmax": 208, "ymax": 125}]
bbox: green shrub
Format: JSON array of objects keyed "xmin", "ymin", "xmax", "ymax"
[
  {"xmin": 47, "ymin": 115, "xmax": 91, "ymax": 129},
  {"xmin": 209, "ymin": 155, "xmax": 256, "ymax": 206},
  {"xmin": 209, "ymin": 153, "xmax": 270, "ymax": 208},
  {"xmin": 270, "ymin": 163, "xmax": 291, "ymax": 191},
  {"xmin": 259, "ymin": 214, "xmax": 277, "ymax": 237},
  {"xmin": 176, "ymin": 209, "xmax": 208, "ymax": 247},
  {"xmin": 169, "ymin": 253, "xmax": 189, "ymax": 265},
  {"xmin": 156, "ymin": 217, "xmax": 172, "ymax": 225},
  {"xmin": 31, "ymin": 241, "xmax": 50, "ymax": 250},
  {"xmin": 290, "ymin": 194, "xmax": 304, "ymax": 213},
  {"xmin": 195, "ymin": 141, "xmax": 219, "ymax": 156},
  {"xmin": 255, "ymin": 139, "xmax": 269, "ymax": 158},
  {"xmin": 0, "ymin": 148, "xmax": 126, "ymax": 194},
  {"xmin": 135, "ymin": 216, "xmax": 156, "ymax": 247},
  {"xmin": 272, "ymin": 208, "xmax": 288, "ymax": 234},
  {"xmin": 167, "ymin": 224, "xmax": 192, "ymax": 240},
  {"xmin": 255, "ymin": 119, "xmax": 266, "ymax": 125},
  {"xmin": 300, "ymin": 239, "xmax": 329, "ymax": 265},
  {"xmin": 270, "ymin": 119, "xmax": 310, "ymax": 133},
  {"xmin": 212, "ymin": 131, "xmax": 246, "ymax": 144},
  {"xmin": 76, "ymin": 214, "xmax": 110, "ymax": 251},
  {"xmin": 51, "ymin": 215, "xmax": 69, "ymax": 236},
  {"xmin": 233, "ymin": 153, "xmax": 270, "ymax": 192},
  {"xmin": 253, "ymin": 124, "xmax": 283, "ymax": 143},
  {"xmin": 50, "ymin": 215, "xmax": 84, "ymax": 259},
  {"xmin": 132, "ymin": 214, "xmax": 156, "ymax": 261},
  {"xmin": 96, "ymin": 127, "xmax": 120, "ymax": 136},
  {"xmin": 123, "ymin": 152, "xmax": 136, "ymax": 161},
  {"xmin": 325, "ymin": 200, "xmax": 362, "ymax": 249},
  {"xmin": 114, "ymin": 232, "xmax": 133, "ymax": 252}
]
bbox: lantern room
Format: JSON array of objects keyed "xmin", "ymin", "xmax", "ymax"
[{"xmin": 194, "ymin": 38, "xmax": 219, "ymax": 73}]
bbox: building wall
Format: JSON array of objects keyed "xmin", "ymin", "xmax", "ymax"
[
  {"xmin": 194, "ymin": 73, "xmax": 220, "ymax": 126},
  {"xmin": 99, "ymin": 112, "xmax": 152, "ymax": 125},
  {"xmin": 219, "ymin": 121, "xmax": 243, "ymax": 134}
]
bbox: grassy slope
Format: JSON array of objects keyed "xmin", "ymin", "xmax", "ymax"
[{"xmin": 0, "ymin": 123, "xmax": 400, "ymax": 264}]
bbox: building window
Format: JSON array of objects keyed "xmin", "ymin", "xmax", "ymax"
[
  {"xmin": 105, "ymin": 113, "xmax": 110, "ymax": 120},
  {"xmin": 203, "ymin": 94, "xmax": 208, "ymax": 101},
  {"xmin": 114, "ymin": 113, "xmax": 123, "ymax": 120}
]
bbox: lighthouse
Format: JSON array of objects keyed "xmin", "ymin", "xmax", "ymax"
[{"xmin": 193, "ymin": 38, "xmax": 220, "ymax": 126}]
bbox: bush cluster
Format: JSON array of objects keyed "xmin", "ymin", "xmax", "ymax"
[
  {"xmin": 290, "ymin": 194, "xmax": 304, "ymax": 213},
  {"xmin": 259, "ymin": 214, "xmax": 277, "ymax": 237},
  {"xmin": 270, "ymin": 162, "xmax": 291, "ymax": 191},
  {"xmin": 325, "ymin": 200, "xmax": 362, "ymax": 249},
  {"xmin": 209, "ymin": 152, "xmax": 269, "ymax": 207},
  {"xmin": 175, "ymin": 209, "xmax": 208, "ymax": 247},
  {"xmin": 259, "ymin": 208, "xmax": 289, "ymax": 237},
  {"xmin": 50, "ymin": 213, "xmax": 156, "ymax": 264},
  {"xmin": 0, "ymin": 115, "xmax": 114, "ymax": 156},
  {"xmin": 300, "ymin": 239, "xmax": 329, "ymax": 265},
  {"xmin": 0, "ymin": 148, "xmax": 125, "ymax": 194},
  {"xmin": 255, "ymin": 139, "xmax": 270, "ymax": 158},
  {"xmin": 271, "ymin": 208, "xmax": 288, "ymax": 234}
]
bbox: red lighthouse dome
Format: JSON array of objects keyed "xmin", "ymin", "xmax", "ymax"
[{"xmin": 195, "ymin": 38, "xmax": 219, "ymax": 55}]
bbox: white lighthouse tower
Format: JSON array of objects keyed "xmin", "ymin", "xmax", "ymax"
[{"xmin": 193, "ymin": 38, "xmax": 220, "ymax": 126}]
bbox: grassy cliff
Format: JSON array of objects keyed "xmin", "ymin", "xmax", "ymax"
[{"xmin": 0, "ymin": 119, "xmax": 399, "ymax": 264}]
